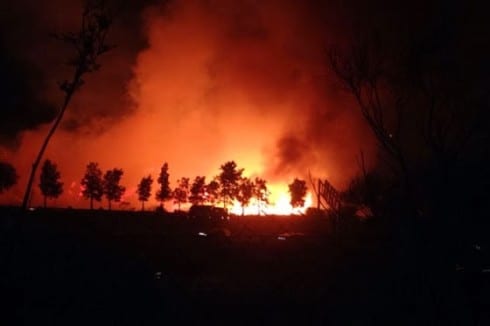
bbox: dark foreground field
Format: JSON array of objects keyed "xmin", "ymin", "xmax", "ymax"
[{"xmin": 1, "ymin": 207, "xmax": 488, "ymax": 325}]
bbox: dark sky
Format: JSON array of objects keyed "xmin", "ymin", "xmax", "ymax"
[{"xmin": 0, "ymin": 0, "xmax": 158, "ymax": 148}]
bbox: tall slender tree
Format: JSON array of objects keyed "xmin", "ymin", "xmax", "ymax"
[
  {"xmin": 237, "ymin": 177, "xmax": 255, "ymax": 216},
  {"xmin": 218, "ymin": 161, "xmax": 243, "ymax": 210},
  {"xmin": 103, "ymin": 168, "xmax": 125, "ymax": 210},
  {"xmin": 22, "ymin": 1, "xmax": 113, "ymax": 210},
  {"xmin": 205, "ymin": 178, "xmax": 220, "ymax": 205},
  {"xmin": 173, "ymin": 177, "xmax": 189, "ymax": 211},
  {"xmin": 189, "ymin": 176, "xmax": 206, "ymax": 205},
  {"xmin": 137, "ymin": 175, "xmax": 153, "ymax": 211},
  {"xmin": 0, "ymin": 162, "xmax": 18, "ymax": 194},
  {"xmin": 81, "ymin": 162, "xmax": 103, "ymax": 210},
  {"xmin": 253, "ymin": 177, "xmax": 270, "ymax": 215},
  {"xmin": 155, "ymin": 162, "xmax": 171, "ymax": 209},
  {"xmin": 39, "ymin": 159, "xmax": 63, "ymax": 208}
]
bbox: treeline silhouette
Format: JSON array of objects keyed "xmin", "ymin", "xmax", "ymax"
[{"xmin": 1, "ymin": 159, "xmax": 308, "ymax": 213}]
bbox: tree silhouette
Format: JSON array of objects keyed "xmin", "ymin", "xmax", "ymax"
[
  {"xmin": 329, "ymin": 24, "xmax": 490, "ymax": 323},
  {"xmin": 237, "ymin": 177, "xmax": 254, "ymax": 216},
  {"xmin": 22, "ymin": 1, "xmax": 113, "ymax": 210},
  {"xmin": 189, "ymin": 176, "xmax": 206, "ymax": 205},
  {"xmin": 0, "ymin": 162, "xmax": 18, "ymax": 194},
  {"xmin": 81, "ymin": 162, "xmax": 103, "ymax": 210},
  {"xmin": 253, "ymin": 177, "xmax": 270, "ymax": 215},
  {"xmin": 156, "ymin": 163, "xmax": 171, "ymax": 209},
  {"xmin": 288, "ymin": 178, "xmax": 307, "ymax": 209},
  {"xmin": 329, "ymin": 39, "xmax": 412, "ymax": 192},
  {"xmin": 38, "ymin": 159, "xmax": 63, "ymax": 208},
  {"xmin": 103, "ymin": 168, "xmax": 125, "ymax": 210},
  {"xmin": 342, "ymin": 153, "xmax": 390, "ymax": 218},
  {"xmin": 205, "ymin": 178, "xmax": 220, "ymax": 205},
  {"xmin": 173, "ymin": 177, "xmax": 189, "ymax": 211},
  {"xmin": 218, "ymin": 161, "xmax": 243, "ymax": 210},
  {"xmin": 137, "ymin": 175, "xmax": 153, "ymax": 211}
]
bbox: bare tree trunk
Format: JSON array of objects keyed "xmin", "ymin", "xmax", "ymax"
[
  {"xmin": 22, "ymin": 72, "xmax": 80, "ymax": 210},
  {"xmin": 141, "ymin": 201, "xmax": 144, "ymax": 211},
  {"xmin": 90, "ymin": 197, "xmax": 93, "ymax": 210}
]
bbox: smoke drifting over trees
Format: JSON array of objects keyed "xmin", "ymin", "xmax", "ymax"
[
  {"xmin": 0, "ymin": 0, "xmax": 376, "ymax": 207},
  {"xmin": 1, "ymin": 0, "xmax": 487, "ymax": 209}
]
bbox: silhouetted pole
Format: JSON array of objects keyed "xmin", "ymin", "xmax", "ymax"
[
  {"xmin": 22, "ymin": 84, "xmax": 78, "ymax": 210},
  {"xmin": 21, "ymin": 2, "xmax": 112, "ymax": 210}
]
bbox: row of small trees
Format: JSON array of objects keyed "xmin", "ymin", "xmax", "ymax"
[
  {"xmin": 140, "ymin": 161, "xmax": 308, "ymax": 214},
  {"xmin": 34, "ymin": 160, "xmax": 124, "ymax": 210},
  {"xmin": 1, "ymin": 159, "xmax": 308, "ymax": 213},
  {"xmin": 0, "ymin": 160, "xmax": 124, "ymax": 210},
  {"xmin": 146, "ymin": 161, "xmax": 273, "ymax": 214},
  {"xmin": 80, "ymin": 162, "xmax": 125, "ymax": 210},
  {"xmin": 0, "ymin": 160, "xmax": 64, "ymax": 208}
]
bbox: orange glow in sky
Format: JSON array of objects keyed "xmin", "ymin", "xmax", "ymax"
[
  {"xmin": 230, "ymin": 184, "xmax": 313, "ymax": 216},
  {"xmin": 0, "ymin": 0, "xmax": 375, "ymax": 211}
]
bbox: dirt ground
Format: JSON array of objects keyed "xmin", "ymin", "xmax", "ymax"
[{"xmin": 1, "ymin": 207, "xmax": 488, "ymax": 325}]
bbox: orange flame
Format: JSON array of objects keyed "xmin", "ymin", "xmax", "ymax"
[{"xmin": 230, "ymin": 183, "xmax": 313, "ymax": 216}]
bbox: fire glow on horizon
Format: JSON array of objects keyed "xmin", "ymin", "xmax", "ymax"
[
  {"xmin": 83, "ymin": 168, "xmax": 313, "ymax": 215},
  {"xmin": 0, "ymin": 0, "xmax": 375, "ymax": 210},
  {"xmin": 230, "ymin": 184, "xmax": 313, "ymax": 216}
]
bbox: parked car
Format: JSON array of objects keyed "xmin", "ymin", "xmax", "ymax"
[{"xmin": 189, "ymin": 205, "xmax": 228, "ymax": 220}]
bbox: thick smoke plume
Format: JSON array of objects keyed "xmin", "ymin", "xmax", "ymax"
[{"xmin": 1, "ymin": 0, "xmax": 376, "ymax": 208}]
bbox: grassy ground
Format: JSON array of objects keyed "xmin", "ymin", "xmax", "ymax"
[{"xmin": 1, "ymin": 207, "xmax": 488, "ymax": 325}]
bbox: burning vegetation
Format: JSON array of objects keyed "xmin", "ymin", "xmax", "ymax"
[{"xmin": 53, "ymin": 158, "xmax": 313, "ymax": 214}]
